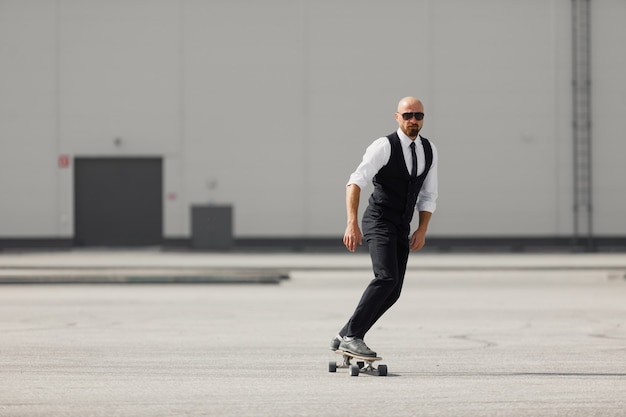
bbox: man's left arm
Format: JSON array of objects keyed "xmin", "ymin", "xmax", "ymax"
[
  {"xmin": 412, "ymin": 140, "xmax": 438, "ymax": 251},
  {"xmin": 410, "ymin": 210, "xmax": 432, "ymax": 251}
]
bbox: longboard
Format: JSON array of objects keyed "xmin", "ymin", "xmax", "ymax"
[{"xmin": 328, "ymin": 349, "xmax": 388, "ymax": 376}]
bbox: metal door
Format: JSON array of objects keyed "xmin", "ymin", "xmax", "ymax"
[{"xmin": 74, "ymin": 158, "xmax": 163, "ymax": 246}]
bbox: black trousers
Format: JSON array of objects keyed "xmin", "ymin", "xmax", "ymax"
[{"xmin": 340, "ymin": 209, "xmax": 410, "ymax": 339}]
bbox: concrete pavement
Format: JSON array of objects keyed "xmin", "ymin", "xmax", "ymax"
[
  {"xmin": 1, "ymin": 250, "xmax": 625, "ymax": 283},
  {"xmin": 0, "ymin": 250, "xmax": 625, "ymax": 416}
]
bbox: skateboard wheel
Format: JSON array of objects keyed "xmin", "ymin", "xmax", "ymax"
[
  {"xmin": 378, "ymin": 364, "xmax": 388, "ymax": 376},
  {"xmin": 349, "ymin": 365, "xmax": 360, "ymax": 376},
  {"xmin": 328, "ymin": 361, "xmax": 337, "ymax": 373},
  {"xmin": 356, "ymin": 361, "xmax": 365, "ymax": 369}
]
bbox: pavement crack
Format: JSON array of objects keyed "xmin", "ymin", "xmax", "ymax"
[{"xmin": 449, "ymin": 334, "xmax": 498, "ymax": 349}]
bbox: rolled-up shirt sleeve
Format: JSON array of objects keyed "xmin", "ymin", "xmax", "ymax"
[
  {"xmin": 416, "ymin": 141, "xmax": 438, "ymax": 213},
  {"xmin": 347, "ymin": 137, "xmax": 390, "ymax": 189}
]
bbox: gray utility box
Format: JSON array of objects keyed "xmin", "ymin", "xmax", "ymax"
[{"xmin": 191, "ymin": 205, "xmax": 233, "ymax": 250}]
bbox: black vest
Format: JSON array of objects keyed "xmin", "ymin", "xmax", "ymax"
[{"xmin": 367, "ymin": 132, "xmax": 433, "ymax": 225}]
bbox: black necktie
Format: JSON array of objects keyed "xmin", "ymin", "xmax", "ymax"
[{"xmin": 410, "ymin": 141, "xmax": 417, "ymax": 177}]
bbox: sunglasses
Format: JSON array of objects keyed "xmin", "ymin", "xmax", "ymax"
[{"xmin": 400, "ymin": 112, "xmax": 424, "ymax": 121}]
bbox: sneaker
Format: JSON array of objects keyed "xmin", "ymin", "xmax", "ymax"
[
  {"xmin": 338, "ymin": 337, "xmax": 377, "ymax": 358},
  {"xmin": 329, "ymin": 335, "xmax": 342, "ymax": 351}
]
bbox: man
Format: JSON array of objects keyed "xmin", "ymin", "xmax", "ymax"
[{"xmin": 331, "ymin": 96, "xmax": 438, "ymax": 358}]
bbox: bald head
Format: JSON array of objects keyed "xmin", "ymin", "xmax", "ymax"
[
  {"xmin": 397, "ymin": 97, "xmax": 423, "ymax": 113},
  {"xmin": 395, "ymin": 96, "xmax": 425, "ymax": 139}
]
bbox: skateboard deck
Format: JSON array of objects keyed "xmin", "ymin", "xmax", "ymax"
[{"xmin": 328, "ymin": 349, "xmax": 388, "ymax": 376}]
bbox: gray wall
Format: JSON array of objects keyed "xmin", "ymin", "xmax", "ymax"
[{"xmin": 1, "ymin": 0, "xmax": 624, "ymax": 241}]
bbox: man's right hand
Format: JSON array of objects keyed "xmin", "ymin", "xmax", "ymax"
[{"xmin": 343, "ymin": 223, "xmax": 363, "ymax": 252}]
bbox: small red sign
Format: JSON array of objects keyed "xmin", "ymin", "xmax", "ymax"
[{"xmin": 58, "ymin": 155, "xmax": 70, "ymax": 168}]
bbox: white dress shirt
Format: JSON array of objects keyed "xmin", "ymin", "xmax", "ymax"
[{"xmin": 347, "ymin": 128, "xmax": 438, "ymax": 213}]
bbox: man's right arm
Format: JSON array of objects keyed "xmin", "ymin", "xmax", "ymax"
[
  {"xmin": 343, "ymin": 136, "xmax": 390, "ymax": 252},
  {"xmin": 343, "ymin": 184, "xmax": 362, "ymax": 252}
]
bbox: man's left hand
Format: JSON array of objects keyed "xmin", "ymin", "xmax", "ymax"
[{"xmin": 410, "ymin": 230, "xmax": 427, "ymax": 251}]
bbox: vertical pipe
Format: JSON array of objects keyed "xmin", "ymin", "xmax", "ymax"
[{"xmin": 585, "ymin": 0, "xmax": 593, "ymax": 251}]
